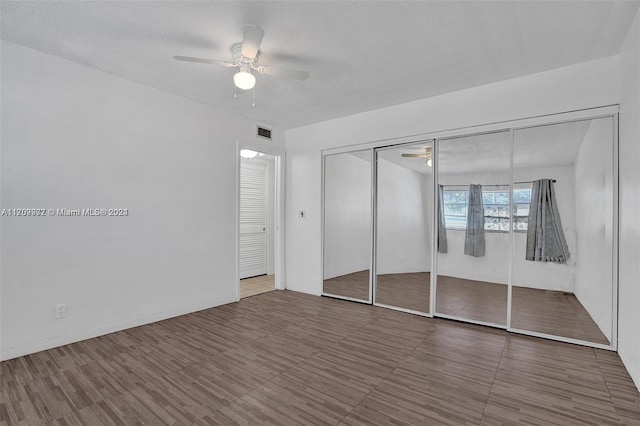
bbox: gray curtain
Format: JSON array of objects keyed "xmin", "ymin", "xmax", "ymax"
[
  {"xmin": 464, "ymin": 184, "xmax": 485, "ymax": 257},
  {"xmin": 526, "ymin": 179, "xmax": 570, "ymax": 263},
  {"xmin": 437, "ymin": 184, "xmax": 448, "ymax": 254}
]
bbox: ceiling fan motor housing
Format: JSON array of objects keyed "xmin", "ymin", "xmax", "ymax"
[{"xmin": 231, "ymin": 42, "xmax": 258, "ymax": 66}]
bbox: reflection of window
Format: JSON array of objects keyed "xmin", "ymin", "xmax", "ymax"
[
  {"xmin": 442, "ymin": 190, "xmax": 468, "ymax": 230},
  {"xmin": 512, "ymin": 188, "xmax": 532, "ymax": 231},
  {"xmin": 442, "ymin": 187, "xmax": 532, "ymax": 231}
]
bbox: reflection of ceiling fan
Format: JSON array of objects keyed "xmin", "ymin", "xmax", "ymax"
[
  {"xmin": 401, "ymin": 147, "xmax": 432, "ymax": 167},
  {"xmin": 173, "ymin": 25, "xmax": 310, "ymax": 91}
]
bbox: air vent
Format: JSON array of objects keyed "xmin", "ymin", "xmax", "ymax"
[{"xmin": 257, "ymin": 126, "xmax": 272, "ymax": 140}]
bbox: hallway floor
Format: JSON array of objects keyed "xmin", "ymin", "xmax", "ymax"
[{"xmin": 240, "ymin": 274, "xmax": 275, "ymax": 298}]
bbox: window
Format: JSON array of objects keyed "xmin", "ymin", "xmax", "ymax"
[{"xmin": 442, "ymin": 186, "xmax": 532, "ymax": 231}]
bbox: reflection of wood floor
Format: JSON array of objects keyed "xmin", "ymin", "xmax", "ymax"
[
  {"xmin": 377, "ymin": 272, "xmax": 430, "ymax": 313},
  {"xmin": 436, "ymin": 275, "xmax": 507, "ymax": 325},
  {"xmin": 240, "ymin": 274, "xmax": 275, "ymax": 299},
  {"xmin": 324, "ymin": 271, "xmax": 609, "ymax": 344},
  {"xmin": 323, "ymin": 270, "xmax": 370, "ymax": 300},
  {"xmin": 1, "ymin": 291, "xmax": 637, "ymax": 425},
  {"xmin": 511, "ymin": 286, "xmax": 609, "ymax": 345}
]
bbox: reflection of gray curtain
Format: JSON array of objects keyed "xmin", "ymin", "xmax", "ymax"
[
  {"xmin": 526, "ymin": 179, "xmax": 570, "ymax": 263},
  {"xmin": 464, "ymin": 184, "xmax": 485, "ymax": 257},
  {"xmin": 437, "ymin": 184, "xmax": 448, "ymax": 253}
]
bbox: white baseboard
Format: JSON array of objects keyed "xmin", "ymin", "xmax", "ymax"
[
  {"xmin": 0, "ymin": 296, "xmax": 235, "ymax": 362},
  {"xmin": 618, "ymin": 346, "xmax": 640, "ymax": 392}
]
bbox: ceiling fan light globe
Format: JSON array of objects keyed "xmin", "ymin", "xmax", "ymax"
[
  {"xmin": 234, "ymin": 70, "xmax": 256, "ymax": 90},
  {"xmin": 427, "ymin": 159, "xmax": 432, "ymax": 167}
]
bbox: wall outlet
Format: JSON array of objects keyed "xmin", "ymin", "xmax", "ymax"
[{"xmin": 55, "ymin": 304, "xmax": 66, "ymax": 319}]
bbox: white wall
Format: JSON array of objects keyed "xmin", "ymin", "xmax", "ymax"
[
  {"xmin": 376, "ymin": 160, "xmax": 431, "ymax": 275},
  {"xmin": 323, "ymin": 153, "xmax": 371, "ymax": 279},
  {"xmin": 0, "ymin": 41, "xmax": 284, "ymax": 360},
  {"xmin": 286, "ymin": 55, "xmax": 619, "ymax": 297},
  {"xmin": 573, "ymin": 118, "xmax": 614, "ymax": 341},
  {"xmin": 618, "ymin": 9, "xmax": 640, "ymax": 391}
]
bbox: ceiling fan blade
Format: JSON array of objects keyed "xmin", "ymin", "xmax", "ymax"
[
  {"xmin": 241, "ymin": 25, "xmax": 265, "ymax": 59},
  {"xmin": 401, "ymin": 154, "xmax": 428, "ymax": 158},
  {"xmin": 173, "ymin": 56, "xmax": 236, "ymax": 67},
  {"xmin": 256, "ymin": 65, "xmax": 309, "ymax": 81}
]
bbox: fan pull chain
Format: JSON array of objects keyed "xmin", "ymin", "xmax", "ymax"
[
  {"xmin": 252, "ymin": 87, "xmax": 255, "ymax": 107},
  {"xmin": 234, "ymin": 85, "xmax": 237, "ymax": 99}
]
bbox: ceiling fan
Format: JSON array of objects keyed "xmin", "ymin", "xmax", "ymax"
[
  {"xmin": 401, "ymin": 147, "xmax": 432, "ymax": 167},
  {"xmin": 173, "ymin": 24, "xmax": 309, "ymax": 91}
]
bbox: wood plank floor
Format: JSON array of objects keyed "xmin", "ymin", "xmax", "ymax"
[
  {"xmin": 325, "ymin": 271, "xmax": 609, "ymax": 344},
  {"xmin": 1, "ymin": 290, "xmax": 638, "ymax": 425},
  {"xmin": 240, "ymin": 275, "xmax": 275, "ymax": 299}
]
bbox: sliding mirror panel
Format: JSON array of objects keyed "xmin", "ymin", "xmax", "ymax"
[
  {"xmin": 323, "ymin": 150, "xmax": 372, "ymax": 302},
  {"xmin": 435, "ymin": 131, "xmax": 511, "ymax": 326},
  {"xmin": 374, "ymin": 142, "xmax": 433, "ymax": 315},
  {"xmin": 511, "ymin": 117, "xmax": 614, "ymax": 345}
]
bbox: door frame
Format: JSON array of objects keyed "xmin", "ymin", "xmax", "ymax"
[{"xmin": 236, "ymin": 140, "xmax": 286, "ymax": 301}]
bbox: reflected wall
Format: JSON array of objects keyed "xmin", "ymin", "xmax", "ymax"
[
  {"xmin": 323, "ymin": 151, "xmax": 372, "ymax": 301},
  {"xmin": 375, "ymin": 142, "xmax": 433, "ymax": 314}
]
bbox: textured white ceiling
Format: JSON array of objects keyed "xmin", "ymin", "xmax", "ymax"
[
  {"xmin": 379, "ymin": 119, "xmax": 594, "ymax": 175},
  {"xmin": 1, "ymin": 1, "xmax": 637, "ymax": 129}
]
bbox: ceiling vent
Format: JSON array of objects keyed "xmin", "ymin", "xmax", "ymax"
[{"xmin": 257, "ymin": 126, "xmax": 272, "ymax": 140}]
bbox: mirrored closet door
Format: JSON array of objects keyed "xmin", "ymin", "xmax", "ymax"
[
  {"xmin": 435, "ymin": 131, "xmax": 511, "ymax": 326},
  {"xmin": 323, "ymin": 150, "xmax": 373, "ymax": 302},
  {"xmin": 374, "ymin": 142, "xmax": 433, "ymax": 315},
  {"xmin": 510, "ymin": 117, "xmax": 615, "ymax": 345},
  {"xmin": 320, "ymin": 108, "xmax": 618, "ymax": 350}
]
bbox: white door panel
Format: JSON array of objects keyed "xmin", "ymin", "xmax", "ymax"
[{"xmin": 240, "ymin": 162, "xmax": 268, "ymax": 279}]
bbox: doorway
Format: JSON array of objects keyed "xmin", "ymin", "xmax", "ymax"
[{"xmin": 238, "ymin": 148, "xmax": 279, "ymax": 299}]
